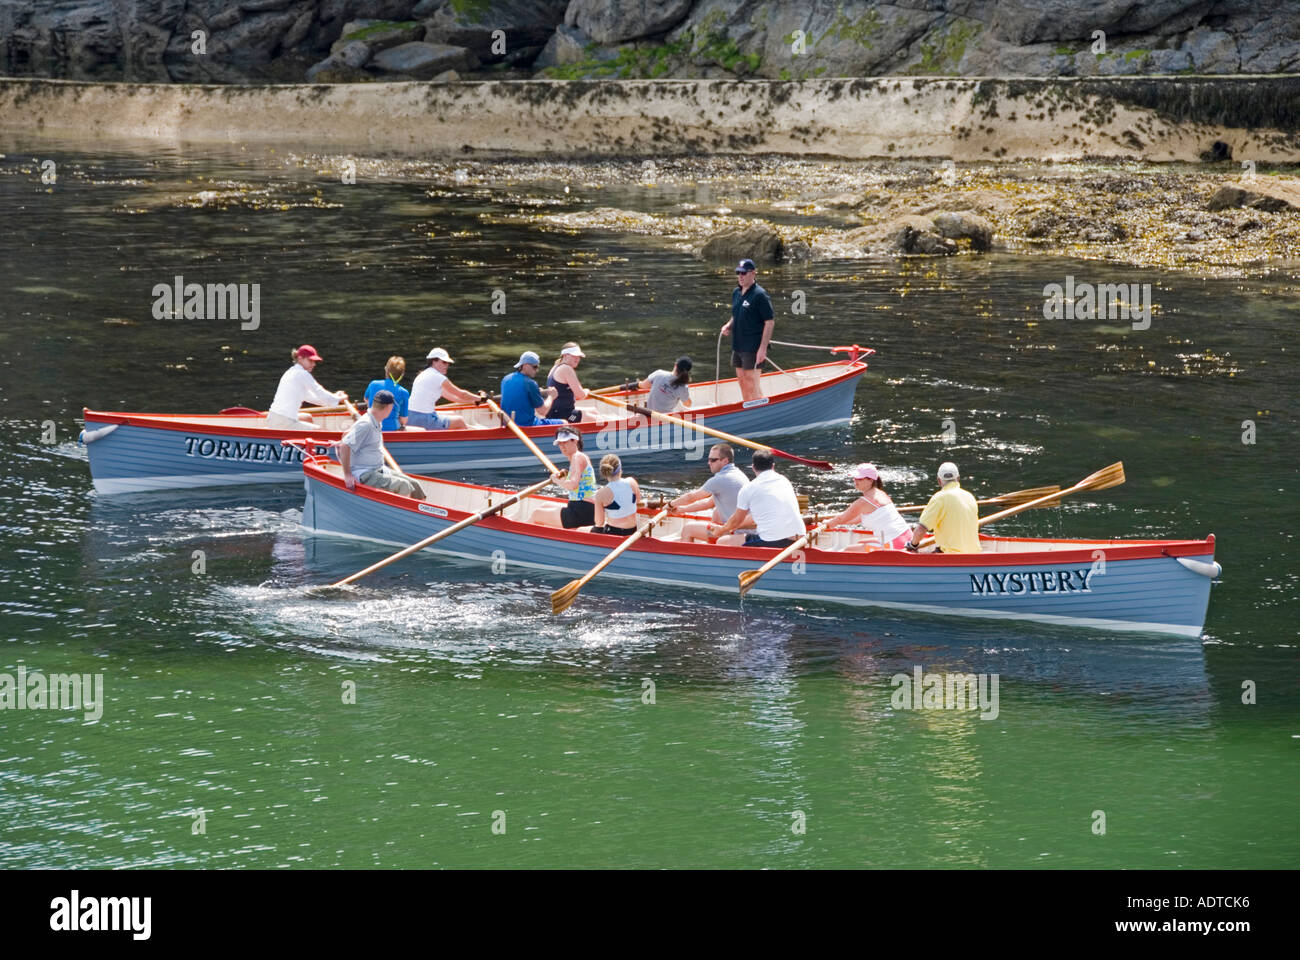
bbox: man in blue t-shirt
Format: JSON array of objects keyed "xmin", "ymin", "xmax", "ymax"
[
  {"xmin": 500, "ymin": 350, "xmax": 564, "ymax": 427},
  {"xmin": 363, "ymin": 356, "xmax": 410, "ymax": 431},
  {"xmin": 719, "ymin": 258, "xmax": 775, "ymax": 402}
]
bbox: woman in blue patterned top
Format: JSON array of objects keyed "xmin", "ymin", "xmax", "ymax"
[{"xmin": 531, "ymin": 426, "xmax": 597, "ymax": 528}]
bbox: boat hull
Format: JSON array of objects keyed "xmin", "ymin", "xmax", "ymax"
[
  {"xmin": 301, "ymin": 466, "xmax": 1217, "ymax": 638},
  {"xmin": 82, "ymin": 361, "xmax": 864, "ymax": 493}
]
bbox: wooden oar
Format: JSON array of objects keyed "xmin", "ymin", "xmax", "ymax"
[
  {"xmin": 482, "ymin": 397, "xmax": 562, "ymax": 474},
  {"xmin": 737, "ymin": 519, "xmax": 835, "ymax": 597},
  {"xmin": 896, "ymin": 484, "xmax": 1061, "ymax": 513},
  {"xmin": 550, "ymin": 505, "xmax": 672, "ymax": 614},
  {"xmin": 918, "ymin": 462, "xmax": 1126, "ymax": 549},
  {"xmin": 343, "ymin": 398, "xmax": 404, "ymax": 474},
  {"xmin": 587, "ymin": 392, "xmax": 833, "ymax": 470},
  {"xmin": 327, "ymin": 477, "xmax": 553, "ymax": 588}
]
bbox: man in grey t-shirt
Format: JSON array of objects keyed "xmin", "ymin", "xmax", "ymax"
[
  {"xmin": 338, "ymin": 391, "xmax": 425, "ymax": 500},
  {"xmin": 668, "ymin": 442, "xmax": 755, "ymax": 542},
  {"xmin": 637, "ymin": 356, "xmax": 694, "ymax": 414}
]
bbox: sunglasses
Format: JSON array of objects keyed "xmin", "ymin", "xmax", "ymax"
[{"xmin": 707, "ymin": 457, "xmax": 723, "ymax": 462}]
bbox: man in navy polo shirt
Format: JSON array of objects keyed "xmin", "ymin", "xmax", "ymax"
[{"xmin": 719, "ymin": 257, "xmax": 775, "ymax": 402}]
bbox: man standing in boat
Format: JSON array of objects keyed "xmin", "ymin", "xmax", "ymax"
[
  {"xmin": 337, "ymin": 391, "xmax": 426, "ymax": 500},
  {"xmin": 719, "ymin": 258, "xmax": 775, "ymax": 403},
  {"xmin": 907, "ymin": 461, "xmax": 980, "ymax": 553}
]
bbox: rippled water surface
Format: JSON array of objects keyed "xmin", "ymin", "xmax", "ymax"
[{"xmin": 0, "ymin": 140, "xmax": 1297, "ymax": 868}]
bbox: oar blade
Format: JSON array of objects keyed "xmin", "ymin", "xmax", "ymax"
[
  {"xmin": 1080, "ymin": 461, "xmax": 1126, "ymax": 492},
  {"xmin": 992, "ymin": 485, "xmax": 1062, "ymax": 509},
  {"xmin": 737, "ymin": 569, "xmax": 763, "ymax": 596},
  {"xmin": 551, "ymin": 580, "xmax": 582, "ymax": 615}
]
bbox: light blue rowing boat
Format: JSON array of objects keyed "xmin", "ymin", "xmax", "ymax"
[
  {"xmin": 81, "ymin": 357, "xmax": 866, "ymax": 493},
  {"xmin": 298, "ymin": 455, "xmax": 1220, "ymax": 638}
]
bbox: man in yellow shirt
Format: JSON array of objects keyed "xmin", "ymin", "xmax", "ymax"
[{"xmin": 907, "ymin": 461, "xmax": 981, "ymax": 553}]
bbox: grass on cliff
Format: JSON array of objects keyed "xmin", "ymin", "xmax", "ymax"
[{"xmin": 538, "ymin": 28, "xmax": 759, "ymax": 80}]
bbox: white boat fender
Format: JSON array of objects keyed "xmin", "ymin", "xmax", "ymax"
[
  {"xmin": 79, "ymin": 424, "xmax": 118, "ymax": 444},
  {"xmin": 1176, "ymin": 556, "xmax": 1222, "ymax": 579}
]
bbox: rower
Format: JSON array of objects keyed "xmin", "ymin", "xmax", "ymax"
[
  {"xmin": 907, "ymin": 461, "xmax": 980, "ymax": 554},
  {"xmin": 718, "ymin": 258, "xmax": 774, "ymax": 403},
  {"xmin": 589, "ymin": 454, "xmax": 641, "ymax": 536},
  {"xmin": 363, "ymin": 356, "xmax": 410, "ymax": 431},
  {"xmin": 501, "ymin": 351, "xmax": 565, "ymax": 427},
  {"xmin": 672, "ymin": 443, "xmax": 753, "ymax": 543},
  {"xmin": 546, "ymin": 342, "xmax": 590, "ymax": 423},
  {"xmin": 828, "ymin": 463, "xmax": 911, "ymax": 550},
  {"xmin": 338, "ymin": 391, "xmax": 425, "ymax": 500},
  {"xmin": 634, "ymin": 356, "xmax": 694, "ymax": 414},
  {"xmin": 707, "ymin": 451, "xmax": 804, "ymax": 548},
  {"xmin": 266, "ymin": 345, "xmax": 347, "ymax": 429},
  {"xmin": 408, "ymin": 347, "xmax": 481, "ymax": 430},
  {"xmin": 530, "ymin": 426, "xmax": 597, "ymax": 528}
]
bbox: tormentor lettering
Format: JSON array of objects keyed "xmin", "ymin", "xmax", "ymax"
[{"xmin": 183, "ymin": 436, "xmax": 311, "ymax": 463}]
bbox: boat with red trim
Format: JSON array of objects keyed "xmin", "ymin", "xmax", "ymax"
[
  {"xmin": 296, "ymin": 450, "xmax": 1220, "ymax": 638},
  {"xmin": 80, "ymin": 355, "xmax": 868, "ymax": 493}
]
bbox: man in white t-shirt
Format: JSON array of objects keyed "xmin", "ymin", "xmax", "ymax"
[
  {"xmin": 407, "ymin": 347, "xmax": 481, "ymax": 430},
  {"xmin": 707, "ymin": 451, "xmax": 805, "ymax": 548}
]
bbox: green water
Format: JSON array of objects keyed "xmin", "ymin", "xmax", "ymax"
[{"xmin": 0, "ymin": 142, "xmax": 1297, "ymax": 868}]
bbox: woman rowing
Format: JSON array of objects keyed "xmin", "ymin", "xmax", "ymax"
[
  {"xmin": 531, "ymin": 425, "xmax": 597, "ymax": 528},
  {"xmin": 546, "ymin": 342, "xmax": 590, "ymax": 423},
  {"xmin": 266, "ymin": 345, "xmax": 348, "ymax": 429},
  {"xmin": 589, "ymin": 454, "xmax": 641, "ymax": 536},
  {"xmin": 635, "ymin": 356, "xmax": 693, "ymax": 414},
  {"xmin": 828, "ymin": 463, "xmax": 912, "ymax": 550}
]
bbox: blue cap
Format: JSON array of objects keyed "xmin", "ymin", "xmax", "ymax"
[
  {"xmin": 736, "ymin": 258, "xmax": 756, "ymax": 273},
  {"xmin": 372, "ymin": 390, "xmax": 396, "ymax": 406},
  {"xmin": 514, "ymin": 350, "xmax": 540, "ymax": 369}
]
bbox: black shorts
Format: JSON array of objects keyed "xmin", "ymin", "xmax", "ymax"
[
  {"xmin": 591, "ymin": 523, "xmax": 637, "ymax": 536},
  {"xmin": 731, "ymin": 350, "xmax": 758, "ymax": 371},
  {"xmin": 565, "ymin": 409, "xmax": 585, "ymax": 424},
  {"xmin": 743, "ymin": 534, "xmax": 796, "ymax": 549},
  {"xmin": 560, "ymin": 500, "xmax": 596, "ymax": 528}
]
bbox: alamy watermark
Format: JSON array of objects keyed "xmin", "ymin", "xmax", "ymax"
[
  {"xmin": 890, "ymin": 665, "xmax": 999, "ymax": 720},
  {"xmin": 151, "ymin": 274, "xmax": 260, "ymax": 330},
  {"xmin": 1042, "ymin": 275, "xmax": 1151, "ymax": 330},
  {"xmin": 0, "ymin": 667, "xmax": 104, "ymax": 721},
  {"xmin": 50, "ymin": 891, "xmax": 150, "ymax": 940}
]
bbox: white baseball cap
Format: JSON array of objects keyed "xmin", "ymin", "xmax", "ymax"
[
  {"xmin": 427, "ymin": 347, "xmax": 454, "ymax": 363},
  {"xmin": 937, "ymin": 461, "xmax": 960, "ymax": 482},
  {"xmin": 561, "ymin": 344, "xmax": 586, "ymax": 358}
]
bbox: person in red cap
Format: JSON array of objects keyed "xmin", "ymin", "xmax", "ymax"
[
  {"xmin": 266, "ymin": 345, "xmax": 348, "ymax": 430},
  {"xmin": 828, "ymin": 463, "xmax": 912, "ymax": 550}
]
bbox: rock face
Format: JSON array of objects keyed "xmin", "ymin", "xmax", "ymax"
[
  {"xmin": 1, "ymin": 0, "xmax": 1299, "ymax": 82},
  {"xmin": 331, "ymin": 20, "xmax": 424, "ymax": 55},
  {"xmin": 422, "ymin": 0, "xmax": 567, "ymax": 60},
  {"xmin": 370, "ymin": 41, "xmax": 477, "ymax": 78},
  {"xmin": 566, "ymin": 0, "xmax": 694, "ymax": 45},
  {"xmin": 697, "ymin": 223, "xmax": 783, "ymax": 264},
  {"xmin": 535, "ymin": 25, "xmax": 592, "ymax": 69},
  {"xmin": 1205, "ymin": 181, "xmax": 1300, "ymax": 212}
]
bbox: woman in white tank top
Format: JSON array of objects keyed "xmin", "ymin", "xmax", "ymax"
[
  {"xmin": 591, "ymin": 454, "xmax": 641, "ymax": 536},
  {"xmin": 828, "ymin": 463, "xmax": 912, "ymax": 550}
]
